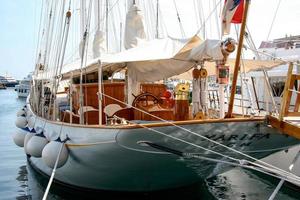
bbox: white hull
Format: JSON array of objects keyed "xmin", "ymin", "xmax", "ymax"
[{"xmin": 22, "ymin": 103, "xmax": 300, "ymax": 191}]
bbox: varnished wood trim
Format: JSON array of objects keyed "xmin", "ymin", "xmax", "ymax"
[
  {"xmin": 267, "ymin": 115, "xmax": 300, "ymax": 140},
  {"xmin": 28, "ymin": 99, "xmax": 264, "ymax": 130},
  {"xmin": 292, "ymin": 74, "xmax": 300, "ymax": 80},
  {"xmin": 286, "ymin": 112, "xmax": 300, "ymax": 117},
  {"xmin": 279, "ymin": 62, "xmax": 294, "ymax": 120},
  {"xmin": 36, "ymin": 114, "xmax": 265, "ymax": 129},
  {"xmin": 294, "ymin": 84, "xmax": 300, "ymax": 112}
]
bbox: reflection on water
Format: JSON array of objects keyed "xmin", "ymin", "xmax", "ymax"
[
  {"xmin": 1, "ymin": 89, "xmax": 300, "ymax": 200},
  {"xmin": 16, "ymin": 165, "xmax": 31, "ymax": 200},
  {"xmin": 206, "ymin": 168, "xmax": 300, "ymax": 200},
  {"xmin": 26, "ymin": 160, "xmax": 212, "ymax": 200}
]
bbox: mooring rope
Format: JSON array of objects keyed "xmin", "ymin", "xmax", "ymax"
[
  {"xmin": 42, "ymin": 141, "xmax": 66, "ymax": 200},
  {"xmin": 41, "ymin": 111, "xmax": 68, "ymax": 200}
]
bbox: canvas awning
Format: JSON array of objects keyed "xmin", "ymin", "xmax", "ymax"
[
  {"xmin": 174, "ymin": 58, "xmax": 285, "ymax": 80},
  {"xmin": 36, "ymin": 35, "xmax": 285, "ymax": 82}
]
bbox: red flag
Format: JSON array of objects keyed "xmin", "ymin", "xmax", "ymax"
[
  {"xmin": 221, "ymin": 0, "xmax": 244, "ymax": 35},
  {"xmin": 231, "ymin": 0, "xmax": 244, "ymax": 23}
]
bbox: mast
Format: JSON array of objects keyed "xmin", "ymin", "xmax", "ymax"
[
  {"xmin": 79, "ymin": 1, "xmax": 93, "ymax": 124},
  {"xmin": 225, "ymin": 0, "xmax": 250, "ymax": 118}
]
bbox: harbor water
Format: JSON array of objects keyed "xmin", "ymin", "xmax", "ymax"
[{"xmin": 0, "ymin": 88, "xmax": 299, "ymax": 200}]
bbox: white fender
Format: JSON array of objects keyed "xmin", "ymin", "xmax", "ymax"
[
  {"xmin": 24, "ymin": 132, "xmax": 35, "ymax": 154},
  {"xmin": 15, "ymin": 116, "xmax": 27, "ymax": 129},
  {"xmin": 27, "ymin": 116, "xmax": 35, "ymax": 129},
  {"xmin": 26, "ymin": 134, "xmax": 48, "ymax": 157},
  {"xmin": 16, "ymin": 109, "xmax": 26, "ymax": 117},
  {"xmin": 42, "ymin": 140, "xmax": 69, "ymax": 168},
  {"xmin": 12, "ymin": 129, "xmax": 27, "ymax": 147},
  {"xmin": 26, "ymin": 110, "xmax": 33, "ymax": 118}
]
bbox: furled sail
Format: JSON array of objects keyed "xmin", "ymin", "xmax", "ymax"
[
  {"xmin": 93, "ymin": 30, "xmax": 106, "ymax": 58},
  {"xmin": 124, "ymin": 4, "xmax": 146, "ymax": 49}
]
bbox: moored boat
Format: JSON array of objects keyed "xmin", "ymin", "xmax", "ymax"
[
  {"xmin": 15, "ymin": 73, "xmax": 32, "ymax": 98},
  {"xmin": 13, "ymin": 0, "xmax": 300, "ymax": 193}
]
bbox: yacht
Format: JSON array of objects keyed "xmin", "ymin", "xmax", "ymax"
[
  {"xmin": 0, "ymin": 75, "xmax": 18, "ymax": 87},
  {"xmin": 12, "ymin": 0, "xmax": 300, "ymax": 193},
  {"xmin": 15, "ymin": 73, "xmax": 32, "ymax": 98}
]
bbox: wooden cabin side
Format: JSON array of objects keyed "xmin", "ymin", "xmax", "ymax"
[{"xmin": 59, "ymin": 77, "xmax": 192, "ymax": 125}]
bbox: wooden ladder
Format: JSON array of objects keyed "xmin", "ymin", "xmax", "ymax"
[
  {"xmin": 279, "ymin": 62, "xmax": 300, "ymax": 120},
  {"xmin": 268, "ymin": 62, "xmax": 300, "ymax": 140}
]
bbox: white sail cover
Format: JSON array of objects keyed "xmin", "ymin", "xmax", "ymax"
[
  {"xmin": 36, "ymin": 35, "xmax": 284, "ymax": 82},
  {"xmin": 93, "ymin": 30, "xmax": 106, "ymax": 58},
  {"xmin": 189, "ymin": 39, "xmax": 223, "ymax": 61},
  {"xmin": 57, "ymin": 35, "xmax": 225, "ymax": 81},
  {"xmin": 124, "ymin": 4, "xmax": 146, "ymax": 49}
]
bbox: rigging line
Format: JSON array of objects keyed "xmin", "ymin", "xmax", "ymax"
[
  {"xmin": 99, "ymin": 91, "xmax": 296, "ymax": 177},
  {"xmin": 64, "ymin": 0, "xmax": 121, "ymax": 64},
  {"xmin": 114, "ymin": 117, "xmax": 241, "ymax": 163},
  {"xmin": 114, "ymin": 116, "xmax": 300, "ymax": 183},
  {"xmin": 55, "ymin": 10, "xmax": 72, "ymax": 93},
  {"xmin": 245, "ymin": 26, "xmax": 280, "ymax": 114},
  {"xmin": 242, "ymin": 44, "xmax": 286, "ymax": 63},
  {"xmin": 42, "ymin": 0, "xmax": 54, "ymax": 67},
  {"xmin": 79, "ymin": 0, "xmax": 93, "ymax": 124},
  {"xmin": 195, "ymin": 0, "xmax": 222, "ymax": 36},
  {"xmin": 240, "ymin": 51, "xmax": 256, "ymax": 115},
  {"xmin": 35, "ymin": 1, "xmax": 45, "ymax": 64},
  {"xmin": 53, "ymin": 2, "xmax": 67, "ymax": 79},
  {"xmin": 244, "ymin": 28, "xmax": 282, "ymax": 115},
  {"xmin": 45, "ymin": 0, "xmax": 61, "ymax": 71},
  {"xmin": 266, "ymin": 0, "xmax": 282, "ymax": 41},
  {"xmin": 42, "ymin": 113, "xmax": 68, "ymax": 200},
  {"xmin": 198, "ymin": 0, "xmax": 206, "ymax": 39},
  {"xmin": 193, "ymin": 0, "xmax": 200, "ymax": 29},
  {"xmin": 105, "ymin": 0, "xmax": 109, "ymax": 52},
  {"xmin": 140, "ymin": 142, "xmax": 300, "ymax": 185},
  {"xmin": 213, "ymin": 0, "xmax": 221, "ymax": 39},
  {"xmin": 156, "ymin": 0, "xmax": 159, "ymax": 39},
  {"xmin": 38, "ymin": 0, "xmax": 56, "ymax": 114},
  {"xmin": 47, "ymin": 1, "xmax": 67, "ymax": 119},
  {"xmin": 172, "ymin": 0, "xmax": 186, "ymax": 38}
]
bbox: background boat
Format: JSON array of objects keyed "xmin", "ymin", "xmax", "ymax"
[{"xmin": 14, "ymin": 73, "xmax": 32, "ymax": 98}]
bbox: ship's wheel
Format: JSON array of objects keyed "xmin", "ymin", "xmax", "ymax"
[{"xmin": 132, "ymin": 92, "xmax": 162, "ymax": 108}]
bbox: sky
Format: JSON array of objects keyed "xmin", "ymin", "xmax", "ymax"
[{"xmin": 1, "ymin": 0, "xmax": 300, "ymax": 80}]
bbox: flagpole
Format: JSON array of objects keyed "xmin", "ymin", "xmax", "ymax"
[{"xmin": 225, "ymin": 0, "xmax": 250, "ymax": 118}]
